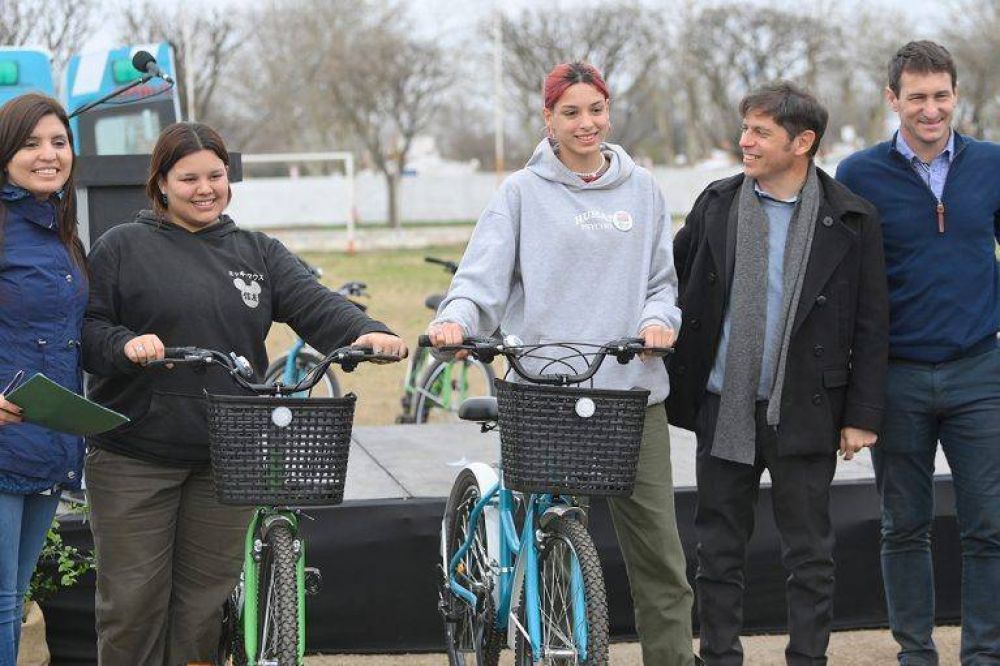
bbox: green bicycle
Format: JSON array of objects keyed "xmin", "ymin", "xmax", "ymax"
[
  {"xmin": 152, "ymin": 344, "xmax": 395, "ymax": 666},
  {"xmin": 397, "ymin": 257, "xmax": 497, "ymax": 424}
]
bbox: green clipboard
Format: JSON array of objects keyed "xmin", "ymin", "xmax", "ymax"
[{"xmin": 6, "ymin": 373, "xmax": 129, "ymax": 436}]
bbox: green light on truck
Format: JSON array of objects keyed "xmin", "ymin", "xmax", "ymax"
[
  {"xmin": 0, "ymin": 61, "xmax": 19, "ymax": 86},
  {"xmin": 111, "ymin": 58, "xmax": 142, "ymax": 84}
]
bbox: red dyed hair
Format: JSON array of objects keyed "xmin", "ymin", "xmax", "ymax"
[{"xmin": 543, "ymin": 62, "xmax": 610, "ymax": 110}]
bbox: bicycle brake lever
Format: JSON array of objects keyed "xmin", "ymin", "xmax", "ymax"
[{"xmin": 230, "ymin": 353, "xmax": 254, "ymax": 379}]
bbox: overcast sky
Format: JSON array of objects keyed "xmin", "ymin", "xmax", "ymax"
[{"xmin": 83, "ymin": 0, "xmax": 949, "ymax": 54}]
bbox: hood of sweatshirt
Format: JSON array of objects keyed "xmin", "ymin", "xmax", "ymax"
[
  {"xmin": 134, "ymin": 209, "xmax": 239, "ymax": 238},
  {"xmin": 524, "ymin": 138, "xmax": 635, "ymax": 190}
]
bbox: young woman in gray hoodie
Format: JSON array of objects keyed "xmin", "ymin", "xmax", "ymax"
[{"xmin": 428, "ymin": 62, "xmax": 695, "ymax": 665}]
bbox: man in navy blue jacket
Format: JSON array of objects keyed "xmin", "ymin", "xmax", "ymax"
[{"xmin": 837, "ymin": 41, "xmax": 1000, "ymax": 665}]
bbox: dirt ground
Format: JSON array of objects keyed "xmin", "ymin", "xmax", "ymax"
[{"xmin": 305, "ymin": 625, "xmax": 963, "ymax": 665}]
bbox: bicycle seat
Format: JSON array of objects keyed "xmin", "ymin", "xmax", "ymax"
[
  {"xmin": 425, "ymin": 294, "xmax": 444, "ymax": 312},
  {"xmin": 458, "ymin": 396, "xmax": 497, "ymax": 422}
]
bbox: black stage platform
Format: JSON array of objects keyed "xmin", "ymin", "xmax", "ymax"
[{"xmin": 41, "ymin": 425, "xmax": 960, "ymax": 662}]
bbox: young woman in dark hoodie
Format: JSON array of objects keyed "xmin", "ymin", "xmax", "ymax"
[{"xmin": 82, "ymin": 122, "xmax": 406, "ymax": 664}]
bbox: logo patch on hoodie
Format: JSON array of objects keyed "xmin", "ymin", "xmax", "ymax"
[
  {"xmin": 574, "ymin": 209, "xmax": 634, "ymax": 232},
  {"xmin": 230, "ymin": 271, "xmax": 264, "ymax": 309}
]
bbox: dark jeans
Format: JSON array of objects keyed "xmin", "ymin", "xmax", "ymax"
[
  {"xmin": 874, "ymin": 345, "xmax": 1000, "ymax": 666},
  {"xmin": 694, "ymin": 393, "xmax": 837, "ymax": 666}
]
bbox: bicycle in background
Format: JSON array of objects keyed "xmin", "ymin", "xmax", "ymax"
[
  {"xmin": 264, "ymin": 256, "xmax": 370, "ymax": 399},
  {"xmin": 397, "ymin": 257, "xmax": 496, "ymax": 424},
  {"xmin": 431, "ymin": 336, "xmax": 666, "ymax": 665},
  {"xmin": 151, "ymin": 344, "xmax": 397, "ymax": 666}
]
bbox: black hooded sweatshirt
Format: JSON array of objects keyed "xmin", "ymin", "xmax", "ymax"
[{"xmin": 82, "ymin": 212, "xmax": 392, "ymax": 466}]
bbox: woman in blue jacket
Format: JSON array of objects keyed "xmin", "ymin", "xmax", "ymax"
[{"xmin": 0, "ymin": 93, "xmax": 86, "ymax": 666}]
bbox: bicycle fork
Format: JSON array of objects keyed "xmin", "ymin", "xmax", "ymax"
[
  {"xmin": 242, "ymin": 509, "xmax": 308, "ymax": 665},
  {"xmin": 505, "ymin": 497, "xmax": 590, "ymax": 663}
]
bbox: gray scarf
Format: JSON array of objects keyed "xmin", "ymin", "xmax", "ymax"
[{"xmin": 711, "ymin": 166, "xmax": 820, "ymax": 464}]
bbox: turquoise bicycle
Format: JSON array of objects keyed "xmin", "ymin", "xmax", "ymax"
[
  {"xmin": 431, "ymin": 336, "xmax": 662, "ymax": 665},
  {"xmin": 152, "ymin": 344, "xmax": 395, "ymax": 666},
  {"xmin": 263, "ymin": 257, "xmax": 369, "ymax": 399}
]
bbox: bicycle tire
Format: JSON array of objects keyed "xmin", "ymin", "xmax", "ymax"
[
  {"xmin": 414, "ymin": 358, "xmax": 496, "ymax": 424},
  {"xmin": 257, "ymin": 523, "xmax": 301, "ymax": 666},
  {"xmin": 513, "ymin": 516, "xmax": 609, "ymax": 665},
  {"xmin": 442, "ymin": 469, "xmax": 503, "ymax": 666},
  {"xmin": 264, "ymin": 349, "xmax": 342, "ymax": 398}
]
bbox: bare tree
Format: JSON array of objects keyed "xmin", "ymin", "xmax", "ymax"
[
  {"xmin": 118, "ymin": 0, "xmax": 243, "ymax": 124},
  {"xmin": 0, "ymin": 0, "xmax": 96, "ymax": 94},
  {"xmin": 236, "ymin": 0, "xmax": 451, "ymax": 228},
  {"xmin": 679, "ymin": 4, "xmax": 839, "ymax": 156},
  {"xmin": 0, "ymin": 1, "xmax": 43, "ymax": 49},
  {"xmin": 944, "ymin": 0, "xmax": 1000, "ymax": 140}
]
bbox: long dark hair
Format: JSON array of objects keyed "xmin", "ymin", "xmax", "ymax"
[
  {"xmin": 146, "ymin": 122, "xmax": 232, "ymax": 218},
  {"xmin": 0, "ymin": 93, "xmax": 85, "ymax": 269}
]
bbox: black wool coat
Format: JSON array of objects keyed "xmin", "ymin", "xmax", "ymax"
[{"xmin": 666, "ymin": 169, "xmax": 890, "ymax": 456}]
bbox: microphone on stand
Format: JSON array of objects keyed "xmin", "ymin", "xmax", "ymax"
[
  {"xmin": 69, "ymin": 50, "xmax": 175, "ymax": 119},
  {"xmin": 131, "ymin": 50, "xmax": 175, "ymax": 84}
]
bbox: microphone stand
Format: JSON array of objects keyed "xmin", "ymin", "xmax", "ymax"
[{"xmin": 68, "ymin": 73, "xmax": 159, "ymax": 119}]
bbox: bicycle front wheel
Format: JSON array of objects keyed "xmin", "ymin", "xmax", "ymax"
[
  {"xmin": 256, "ymin": 523, "xmax": 301, "ymax": 666},
  {"xmin": 414, "ymin": 358, "xmax": 496, "ymax": 424},
  {"xmin": 264, "ymin": 349, "xmax": 342, "ymax": 398},
  {"xmin": 442, "ymin": 469, "xmax": 503, "ymax": 666},
  {"xmin": 514, "ymin": 516, "xmax": 609, "ymax": 665}
]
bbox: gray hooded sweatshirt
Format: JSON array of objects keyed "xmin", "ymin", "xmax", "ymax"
[{"xmin": 433, "ymin": 138, "xmax": 680, "ymax": 404}]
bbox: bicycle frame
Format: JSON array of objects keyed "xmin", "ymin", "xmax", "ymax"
[
  {"xmin": 402, "ymin": 348, "xmax": 475, "ymax": 416},
  {"xmin": 447, "ymin": 479, "xmax": 589, "ymax": 663},
  {"xmin": 242, "ymin": 507, "xmax": 307, "ymax": 662},
  {"xmin": 415, "ymin": 359, "xmax": 459, "ymax": 410},
  {"xmin": 281, "ymin": 338, "xmax": 308, "ymax": 385}
]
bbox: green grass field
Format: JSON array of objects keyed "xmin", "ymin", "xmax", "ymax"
[{"xmin": 264, "ymin": 244, "xmax": 469, "ymax": 425}]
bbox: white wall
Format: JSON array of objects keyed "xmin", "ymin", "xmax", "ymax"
[{"xmin": 230, "ymin": 163, "xmax": 859, "ymax": 229}]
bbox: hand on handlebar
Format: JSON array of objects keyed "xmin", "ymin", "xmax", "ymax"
[
  {"xmin": 426, "ymin": 322, "xmax": 469, "ymax": 360},
  {"xmin": 124, "ymin": 334, "xmax": 166, "ymax": 366},
  {"xmin": 352, "ymin": 332, "xmax": 408, "ymax": 362},
  {"xmin": 638, "ymin": 324, "xmax": 676, "ymax": 361}
]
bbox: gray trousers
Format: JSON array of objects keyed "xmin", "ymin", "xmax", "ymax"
[
  {"xmin": 608, "ymin": 404, "xmax": 696, "ymax": 665},
  {"xmin": 85, "ymin": 447, "xmax": 252, "ymax": 666}
]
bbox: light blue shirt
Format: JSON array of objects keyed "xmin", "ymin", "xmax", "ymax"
[
  {"xmin": 708, "ymin": 184, "xmax": 798, "ymax": 398},
  {"xmin": 895, "ymin": 130, "xmax": 955, "ymax": 201}
]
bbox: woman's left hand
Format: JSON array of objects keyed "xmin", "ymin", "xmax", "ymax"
[{"xmin": 353, "ymin": 332, "xmax": 408, "ymax": 362}]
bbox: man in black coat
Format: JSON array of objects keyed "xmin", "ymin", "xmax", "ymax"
[{"xmin": 667, "ymin": 81, "xmax": 889, "ymax": 665}]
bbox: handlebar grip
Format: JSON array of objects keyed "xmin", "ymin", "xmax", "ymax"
[{"xmin": 163, "ymin": 346, "xmax": 194, "ymax": 357}]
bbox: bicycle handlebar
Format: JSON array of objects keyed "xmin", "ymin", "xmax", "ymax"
[
  {"xmin": 336, "ymin": 281, "xmax": 368, "ymax": 298},
  {"xmin": 148, "ymin": 345, "xmax": 400, "ymax": 395},
  {"xmin": 417, "ymin": 336, "xmax": 671, "ymax": 386},
  {"xmin": 424, "ymin": 256, "xmax": 459, "ymax": 275}
]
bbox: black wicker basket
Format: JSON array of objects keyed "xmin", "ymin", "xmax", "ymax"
[
  {"xmin": 206, "ymin": 393, "xmax": 356, "ymax": 506},
  {"xmin": 494, "ymin": 379, "xmax": 649, "ymax": 497}
]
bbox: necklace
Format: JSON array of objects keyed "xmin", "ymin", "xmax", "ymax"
[{"xmin": 573, "ymin": 153, "xmax": 607, "ymax": 180}]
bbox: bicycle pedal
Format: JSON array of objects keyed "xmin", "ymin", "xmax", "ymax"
[{"xmin": 304, "ymin": 566, "xmax": 323, "ymax": 595}]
